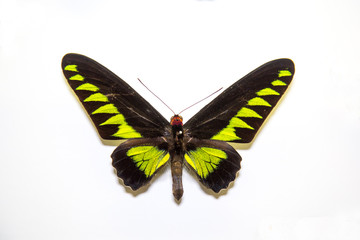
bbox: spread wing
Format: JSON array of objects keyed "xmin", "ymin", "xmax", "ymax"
[
  {"xmin": 184, "ymin": 58, "xmax": 295, "ymax": 143},
  {"xmin": 111, "ymin": 138, "xmax": 170, "ymax": 190},
  {"xmin": 184, "ymin": 138, "xmax": 241, "ymax": 192},
  {"xmin": 62, "ymin": 53, "xmax": 169, "ymax": 140}
]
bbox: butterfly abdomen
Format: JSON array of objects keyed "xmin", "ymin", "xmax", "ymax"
[{"xmin": 171, "ymin": 154, "xmax": 183, "ymax": 201}]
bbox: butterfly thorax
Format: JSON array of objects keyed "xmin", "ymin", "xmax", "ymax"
[
  {"xmin": 170, "ymin": 115, "xmax": 185, "ymax": 200},
  {"xmin": 170, "ymin": 115, "xmax": 184, "ymax": 144}
]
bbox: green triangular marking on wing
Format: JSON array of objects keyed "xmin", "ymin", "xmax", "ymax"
[
  {"xmin": 113, "ymin": 125, "xmax": 142, "ymax": 138},
  {"xmin": 271, "ymin": 80, "xmax": 287, "ymax": 86},
  {"xmin": 211, "ymin": 127, "xmax": 241, "ymax": 141},
  {"xmin": 256, "ymin": 88, "xmax": 280, "ymax": 96},
  {"xmin": 84, "ymin": 93, "xmax": 109, "ymax": 102},
  {"xmin": 236, "ymin": 107, "xmax": 263, "ymax": 118},
  {"xmin": 229, "ymin": 117, "xmax": 254, "ymax": 130},
  {"xmin": 76, "ymin": 83, "xmax": 100, "ymax": 92},
  {"xmin": 69, "ymin": 74, "xmax": 84, "ymax": 81},
  {"xmin": 100, "ymin": 114, "xmax": 125, "ymax": 126},
  {"xmin": 92, "ymin": 104, "xmax": 120, "ymax": 114},
  {"xmin": 247, "ymin": 97, "xmax": 271, "ymax": 107},
  {"xmin": 278, "ymin": 70, "xmax": 292, "ymax": 77},
  {"xmin": 64, "ymin": 64, "xmax": 78, "ymax": 72}
]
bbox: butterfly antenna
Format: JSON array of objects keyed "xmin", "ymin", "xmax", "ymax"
[
  {"xmin": 137, "ymin": 78, "xmax": 176, "ymax": 115},
  {"xmin": 178, "ymin": 87, "xmax": 223, "ymax": 115}
]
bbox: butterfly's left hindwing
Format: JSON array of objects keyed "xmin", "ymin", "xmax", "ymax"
[
  {"xmin": 184, "ymin": 138, "xmax": 241, "ymax": 193},
  {"xmin": 111, "ymin": 138, "xmax": 170, "ymax": 190},
  {"xmin": 62, "ymin": 53, "xmax": 169, "ymax": 140},
  {"xmin": 184, "ymin": 59, "xmax": 295, "ymax": 143}
]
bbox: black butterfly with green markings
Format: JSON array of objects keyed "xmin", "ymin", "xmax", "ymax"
[{"xmin": 62, "ymin": 53, "xmax": 294, "ymax": 200}]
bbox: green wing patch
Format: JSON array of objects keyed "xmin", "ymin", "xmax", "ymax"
[
  {"xmin": 127, "ymin": 146, "xmax": 170, "ymax": 177},
  {"xmin": 111, "ymin": 138, "xmax": 170, "ymax": 190},
  {"xmin": 185, "ymin": 147, "xmax": 227, "ymax": 178},
  {"xmin": 184, "ymin": 138, "xmax": 241, "ymax": 193}
]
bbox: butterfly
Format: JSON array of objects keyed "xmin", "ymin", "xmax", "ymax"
[{"xmin": 62, "ymin": 53, "xmax": 295, "ymax": 200}]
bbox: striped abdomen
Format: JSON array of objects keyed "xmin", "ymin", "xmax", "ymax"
[{"xmin": 171, "ymin": 154, "xmax": 183, "ymax": 201}]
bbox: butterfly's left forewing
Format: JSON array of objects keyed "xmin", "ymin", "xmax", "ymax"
[{"xmin": 62, "ymin": 53, "xmax": 169, "ymax": 140}]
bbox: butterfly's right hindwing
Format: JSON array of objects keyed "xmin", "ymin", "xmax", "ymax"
[
  {"xmin": 111, "ymin": 138, "xmax": 170, "ymax": 190},
  {"xmin": 62, "ymin": 53, "xmax": 169, "ymax": 140}
]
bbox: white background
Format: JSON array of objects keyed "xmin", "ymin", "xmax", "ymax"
[{"xmin": 1, "ymin": 0, "xmax": 359, "ymax": 239}]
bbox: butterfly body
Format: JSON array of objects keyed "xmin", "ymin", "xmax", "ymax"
[
  {"xmin": 62, "ymin": 53, "xmax": 294, "ymax": 200},
  {"xmin": 169, "ymin": 115, "xmax": 185, "ymax": 200}
]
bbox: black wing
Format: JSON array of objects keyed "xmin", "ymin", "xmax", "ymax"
[
  {"xmin": 184, "ymin": 59, "xmax": 295, "ymax": 143},
  {"xmin": 62, "ymin": 53, "xmax": 169, "ymax": 140}
]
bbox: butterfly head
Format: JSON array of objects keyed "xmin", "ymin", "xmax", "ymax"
[{"xmin": 170, "ymin": 115, "xmax": 183, "ymax": 126}]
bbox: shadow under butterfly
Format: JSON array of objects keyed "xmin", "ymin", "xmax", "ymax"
[{"xmin": 62, "ymin": 53, "xmax": 295, "ymax": 201}]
